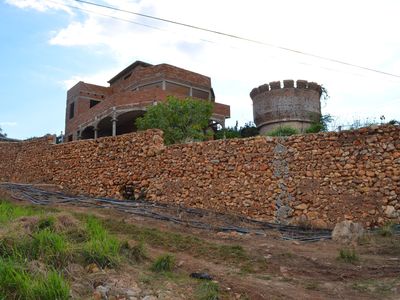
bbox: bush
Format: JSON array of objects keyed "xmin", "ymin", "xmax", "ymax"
[
  {"xmin": 83, "ymin": 217, "xmax": 121, "ymax": 268},
  {"xmin": 151, "ymin": 254, "xmax": 175, "ymax": 272},
  {"xmin": 267, "ymin": 126, "xmax": 299, "ymax": 137},
  {"xmin": 338, "ymin": 248, "xmax": 359, "ymax": 263},
  {"xmin": 195, "ymin": 281, "xmax": 219, "ymax": 300}
]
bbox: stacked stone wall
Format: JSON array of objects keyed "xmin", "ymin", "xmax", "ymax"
[{"xmin": 0, "ymin": 126, "xmax": 399, "ymax": 228}]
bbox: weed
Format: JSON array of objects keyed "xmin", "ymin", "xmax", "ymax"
[
  {"xmin": 31, "ymin": 228, "xmax": 70, "ymax": 267},
  {"xmin": 0, "ymin": 257, "xmax": 69, "ymax": 299},
  {"xmin": 0, "ymin": 201, "xmax": 42, "ymax": 224},
  {"xmin": 304, "ymin": 281, "xmax": 319, "ymax": 290},
  {"xmin": 36, "ymin": 216, "xmax": 56, "ymax": 232},
  {"xmin": 83, "ymin": 216, "xmax": 121, "ymax": 268},
  {"xmin": 101, "ymin": 218, "xmax": 252, "ymax": 267},
  {"xmin": 151, "ymin": 254, "xmax": 175, "ymax": 273},
  {"xmin": 195, "ymin": 281, "xmax": 219, "ymax": 300},
  {"xmin": 267, "ymin": 126, "xmax": 299, "ymax": 137},
  {"xmin": 122, "ymin": 240, "xmax": 147, "ymax": 262},
  {"xmin": 338, "ymin": 248, "xmax": 359, "ymax": 263},
  {"xmin": 378, "ymin": 222, "xmax": 394, "ymax": 237}
]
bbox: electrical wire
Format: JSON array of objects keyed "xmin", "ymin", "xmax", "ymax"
[{"xmin": 69, "ymin": 0, "xmax": 400, "ymax": 79}]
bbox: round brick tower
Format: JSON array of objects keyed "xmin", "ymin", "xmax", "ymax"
[{"xmin": 250, "ymin": 80, "xmax": 322, "ymax": 135}]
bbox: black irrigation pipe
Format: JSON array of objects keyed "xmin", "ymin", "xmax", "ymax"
[{"xmin": 0, "ymin": 182, "xmax": 336, "ymax": 241}]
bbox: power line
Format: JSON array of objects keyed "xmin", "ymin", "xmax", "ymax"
[{"xmin": 70, "ymin": 0, "xmax": 400, "ymax": 79}]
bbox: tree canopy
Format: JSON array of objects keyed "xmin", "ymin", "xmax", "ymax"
[
  {"xmin": 0, "ymin": 126, "xmax": 6, "ymax": 138},
  {"xmin": 135, "ymin": 96, "xmax": 213, "ymax": 145}
]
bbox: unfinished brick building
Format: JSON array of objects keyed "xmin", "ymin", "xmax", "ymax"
[{"xmin": 65, "ymin": 61, "xmax": 230, "ymax": 141}]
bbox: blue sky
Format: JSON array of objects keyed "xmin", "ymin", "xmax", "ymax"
[{"xmin": 1, "ymin": 0, "xmax": 400, "ymax": 139}]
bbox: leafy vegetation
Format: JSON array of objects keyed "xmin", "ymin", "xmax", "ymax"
[
  {"xmin": 151, "ymin": 254, "xmax": 175, "ymax": 272},
  {"xmin": 195, "ymin": 281, "xmax": 219, "ymax": 300},
  {"xmin": 136, "ymin": 96, "xmax": 213, "ymax": 145},
  {"xmin": 0, "ymin": 126, "xmax": 6, "ymax": 138},
  {"xmin": 305, "ymin": 114, "xmax": 333, "ymax": 133},
  {"xmin": 215, "ymin": 121, "xmax": 259, "ymax": 139},
  {"xmin": 378, "ymin": 222, "xmax": 395, "ymax": 237},
  {"xmin": 0, "ymin": 201, "xmax": 43, "ymax": 224},
  {"xmin": 83, "ymin": 216, "xmax": 121, "ymax": 268},
  {"xmin": 267, "ymin": 126, "xmax": 299, "ymax": 137},
  {"xmin": 338, "ymin": 248, "xmax": 359, "ymax": 263}
]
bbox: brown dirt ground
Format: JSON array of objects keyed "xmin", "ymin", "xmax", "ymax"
[{"xmin": 1, "ymin": 186, "xmax": 400, "ymax": 300}]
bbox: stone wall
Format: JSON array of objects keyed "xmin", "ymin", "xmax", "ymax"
[{"xmin": 0, "ymin": 125, "xmax": 399, "ymax": 228}]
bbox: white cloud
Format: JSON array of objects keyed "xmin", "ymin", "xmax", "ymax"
[
  {"xmin": 5, "ymin": 0, "xmax": 71, "ymax": 13},
  {"xmin": 8, "ymin": 0, "xmax": 400, "ymax": 127},
  {"xmin": 0, "ymin": 122, "xmax": 18, "ymax": 127}
]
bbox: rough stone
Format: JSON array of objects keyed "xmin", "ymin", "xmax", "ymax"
[{"xmin": 332, "ymin": 221, "xmax": 364, "ymax": 244}]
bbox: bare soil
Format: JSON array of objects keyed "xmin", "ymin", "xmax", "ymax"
[{"xmin": 1, "ymin": 185, "xmax": 399, "ymax": 300}]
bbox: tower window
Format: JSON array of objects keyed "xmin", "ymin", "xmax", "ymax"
[{"xmin": 69, "ymin": 102, "xmax": 75, "ymax": 119}]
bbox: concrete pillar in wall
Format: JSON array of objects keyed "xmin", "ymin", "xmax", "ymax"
[
  {"xmin": 112, "ymin": 118, "xmax": 117, "ymax": 136},
  {"xmin": 94, "ymin": 127, "xmax": 98, "ymax": 139}
]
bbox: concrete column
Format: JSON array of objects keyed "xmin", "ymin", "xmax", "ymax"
[
  {"xmin": 94, "ymin": 127, "xmax": 98, "ymax": 139},
  {"xmin": 112, "ymin": 118, "xmax": 117, "ymax": 136}
]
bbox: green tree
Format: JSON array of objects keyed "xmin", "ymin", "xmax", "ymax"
[
  {"xmin": 0, "ymin": 126, "xmax": 6, "ymax": 138},
  {"xmin": 136, "ymin": 96, "xmax": 213, "ymax": 145}
]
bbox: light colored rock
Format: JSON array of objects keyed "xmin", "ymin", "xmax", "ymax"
[
  {"xmin": 384, "ymin": 205, "xmax": 398, "ymax": 218},
  {"xmin": 332, "ymin": 221, "xmax": 364, "ymax": 244},
  {"xmin": 295, "ymin": 203, "xmax": 308, "ymax": 210}
]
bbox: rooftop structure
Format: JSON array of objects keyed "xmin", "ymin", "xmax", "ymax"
[{"xmin": 65, "ymin": 61, "xmax": 230, "ymax": 142}]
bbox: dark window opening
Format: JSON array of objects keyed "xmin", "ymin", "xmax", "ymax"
[
  {"xmin": 165, "ymin": 82, "xmax": 190, "ymax": 96},
  {"xmin": 90, "ymin": 99, "xmax": 101, "ymax": 108},
  {"xmin": 69, "ymin": 102, "xmax": 75, "ymax": 119},
  {"xmin": 67, "ymin": 134, "xmax": 73, "ymax": 142},
  {"xmin": 192, "ymin": 88, "xmax": 210, "ymax": 100},
  {"xmin": 137, "ymin": 81, "xmax": 162, "ymax": 91}
]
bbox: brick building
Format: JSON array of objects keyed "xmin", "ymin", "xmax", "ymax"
[{"xmin": 65, "ymin": 61, "xmax": 230, "ymax": 141}]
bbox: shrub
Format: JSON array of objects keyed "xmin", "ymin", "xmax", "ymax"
[
  {"xmin": 151, "ymin": 254, "xmax": 175, "ymax": 272},
  {"xmin": 338, "ymin": 248, "xmax": 359, "ymax": 263},
  {"xmin": 195, "ymin": 281, "xmax": 219, "ymax": 300},
  {"xmin": 267, "ymin": 126, "xmax": 299, "ymax": 137},
  {"xmin": 83, "ymin": 217, "xmax": 121, "ymax": 268}
]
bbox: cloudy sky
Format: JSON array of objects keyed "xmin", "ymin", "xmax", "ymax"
[{"xmin": 1, "ymin": 0, "xmax": 399, "ymax": 139}]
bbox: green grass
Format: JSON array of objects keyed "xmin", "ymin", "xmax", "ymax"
[
  {"xmin": 0, "ymin": 201, "xmax": 43, "ymax": 224},
  {"xmin": 267, "ymin": 126, "xmax": 299, "ymax": 137},
  {"xmin": 121, "ymin": 240, "xmax": 147, "ymax": 262},
  {"xmin": 31, "ymin": 228, "xmax": 71, "ymax": 267},
  {"xmin": 378, "ymin": 222, "xmax": 395, "ymax": 237},
  {"xmin": 83, "ymin": 216, "xmax": 121, "ymax": 268},
  {"xmin": 195, "ymin": 281, "xmax": 219, "ymax": 300},
  {"xmin": 338, "ymin": 248, "xmax": 359, "ymax": 263},
  {"xmin": 101, "ymin": 218, "xmax": 252, "ymax": 266},
  {"xmin": 151, "ymin": 254, "xmax": 175, "ymax": 272},
  {"xmin": 0, "ymin": 257, "xmax": 69, "ymax": 300}
]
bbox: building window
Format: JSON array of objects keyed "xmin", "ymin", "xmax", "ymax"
[
  {"xmin": 67, "ymin": 134, "xmax": 73, "ymax": 142},
  {"xmin": 137, "ymin": 81, "xmax": 163, "ymax": 91},
  {"xmin": 69, "ymin": 102, "xmax": 75, "ymax": 119},
  {"xmin": 192, "ymin": 88, "xmax": 209, "ymax": 100},
  {"xmin": 165, "ymin": 82, "xmax": 190, "ymax": 96},
  {"xmin": 90, "ymin": 99, "xmax": 101, "ymax": 108}
]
